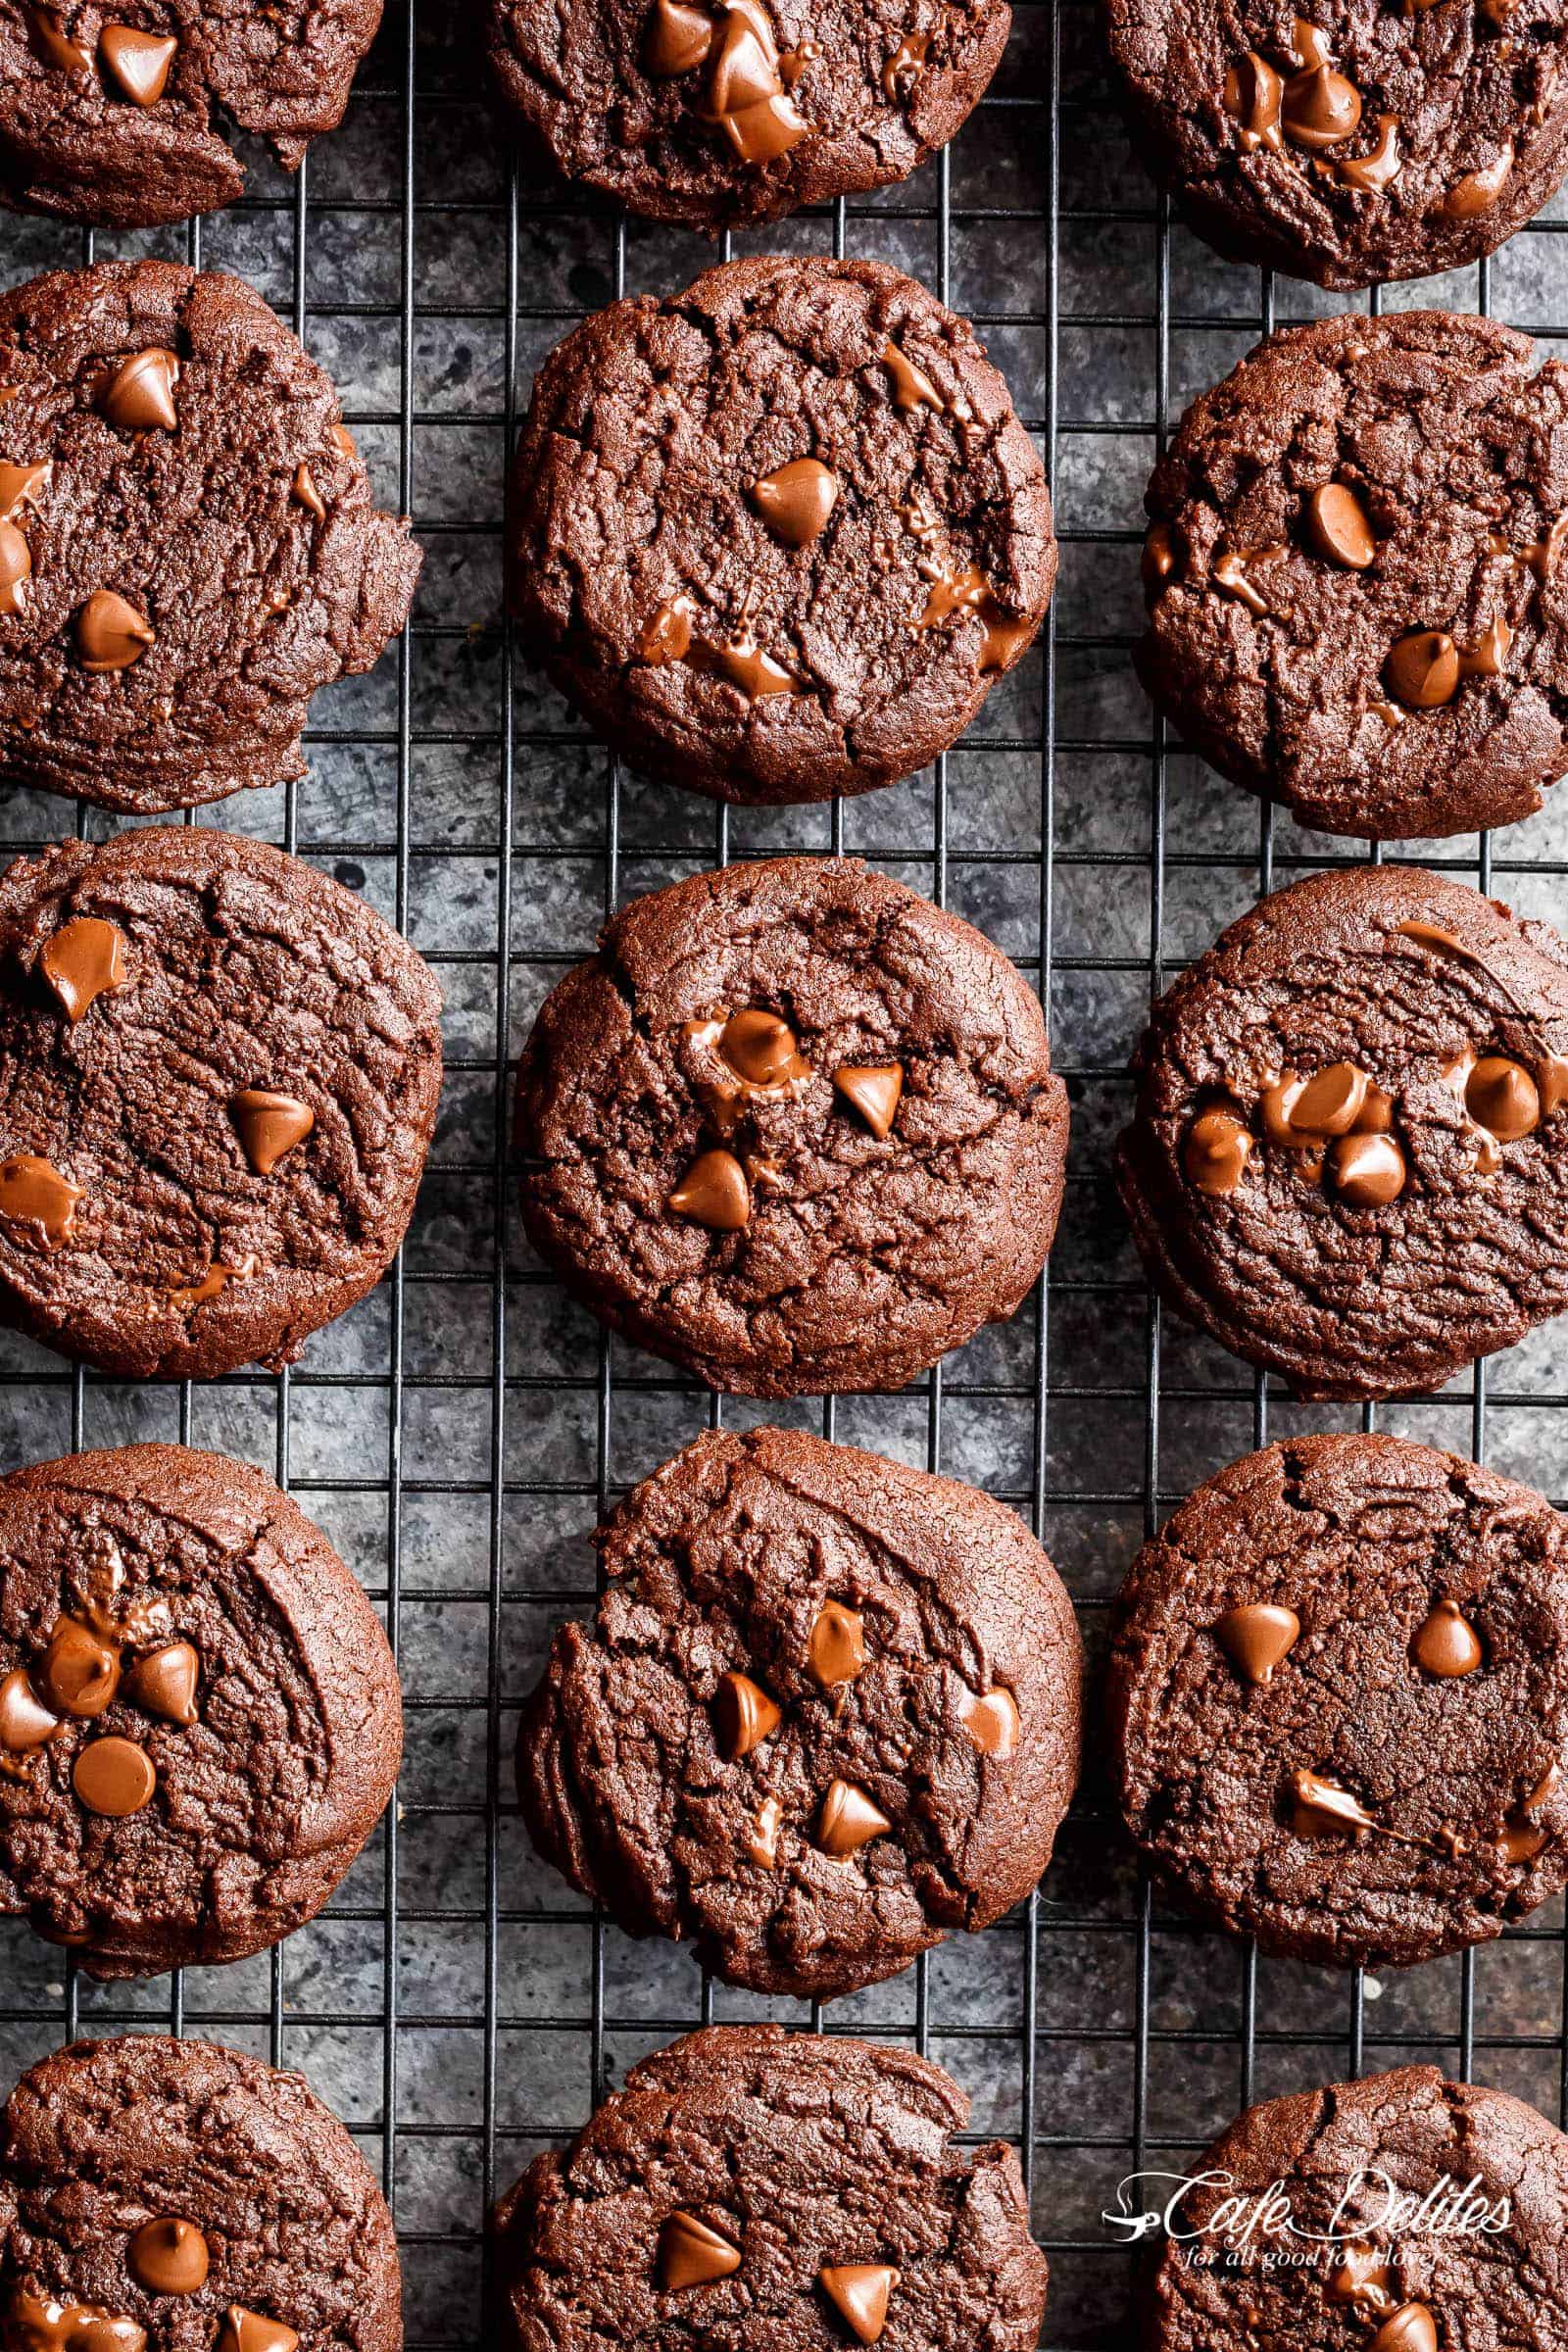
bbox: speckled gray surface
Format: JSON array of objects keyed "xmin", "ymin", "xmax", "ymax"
[{"xmin": 1, "ymin": 4, "xmax": 1568, "ymax": 2347}]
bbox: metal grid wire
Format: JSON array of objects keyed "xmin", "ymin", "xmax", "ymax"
[{"xmin": 2, "ymin": 1, "xmax": 1568, "ymax": 2344}]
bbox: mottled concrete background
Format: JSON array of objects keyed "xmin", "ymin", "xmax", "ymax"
[{"xmin": 2, "ymin": 2, "xmax": 1567, "ymax": 2344}]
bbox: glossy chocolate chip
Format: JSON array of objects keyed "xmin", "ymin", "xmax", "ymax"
[
  {"xmin": 42, "ymin": 1617, "xmax": 120, "ymax": 1717},
  {"xmin": 750, "ymin": 458, "xmax": 838, "ymax": 547},
  {"xmin": 40, "ymin": 916, "xmax": 129, "ymax": 1022},
  {"xmin": 831, "ymin": 1063, "xmax": 902, "ymax": 1138},
  {"xmin": 816, "ymin": 1779, "xmax": 891, "ymax": 1855},
  {"xmin": 1330, "ymin": 1131, "xmax": 1406, "ymax": 1207},
  {"xmin": 232, "ymin": 1088, "xmax": 316, "ymax": 1174},
  {"xmin": 1215, "ymin": 1602, "xmax": 1300, "ymax": 1686},
  {"xmin": 1385, "ymin": 629, "xmax": 1459, "ymax": 710},
  {"xmin": 667, "ymin": 1148, "xmax": 751, "ymax": 1231},
  {"xmin": 819, "ymin": 2264, "xmax": 901, "ymax": 2345},
  {"xmin": 76, "ymin": 589, "xmax": 155, "ymax": 673},
  {"xmin": 73, "ymin": 1735, "xmax": 155, "ymax": 1818},
  {"xmin": 100, "ymin": 348, "xmax": 180, "ymax": 432},
  {"xmin": 123, "ymin": 1641, "xmax": 200, "ymax": 1726},
  {"xmin": 711, "ymin": 1670, "xmax": 781, "ymax": 1758},
  {"xmin": 658, "ymin": 2209, "xmax": 743, "ymax": 2289},
  {"xmin": 128, "ymin": 2217, "xmax": 210, "ymax": 2296},
  {"xmin": 1304, "ymin": 482, "xmax": 1375, "ymax": 568},
  {"xmin": 98, "ymin": 22, "xmax": 176, "ymax": 103}
]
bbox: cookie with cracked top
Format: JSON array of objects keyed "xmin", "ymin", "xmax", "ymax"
[
  {"xmin": 0, "ymin": 2033, "xmax": 402, "ymax": 2351},
  {"xmin": 0, "ymin": 1442, "xmax": 402, "ymax": 1979},
  {"xmin": 0, "ymin": 259, "xmax": 420, "ymax": 813},
  {"xmin": 0, "ymin": 824, "xmax": 443, "ymax": 1381},
  {"xmin": 520, "ymin": 1425, "xmax": 1082, "ymax": 1998},
  {"xmin": 1109, "ymin": 1432, "xmax": 1568, "ymax": 1970},
  {"xmin": 492, "ymin": 2023, "xmax": 1049, "ymax": 2352},
  {"xmin": 506, "ymin": 255, "xmax": 1054, "ymax": 807},
  {"xmin": 1117, "ymin": 863, "xmax": 1568, "ymax": 1398},
  {"xmin": 1102, "ymin": 0, "xmax": 1568, "ymax": 290},
  {"xmin": 1140, "ymin": 312, "xmax": 1568, "ymax": 842},
  {"xmin": 0, "ymin": 0, "xmax": 383, "ymax": 227},
  {"xmin": 486, "ymin": 0, "xmax": 1009, "ymax": 229},
  {"xmin": 1145, "ymin": 2066, "xmax": 1568, "ymax": 2347},
  {"xmin": 515, "ymin": 855, "xmax": 1068, "ymax": 1396}
]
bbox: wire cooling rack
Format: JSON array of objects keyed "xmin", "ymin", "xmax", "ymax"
[{"xmin": 4, "ymin": 2, "xmax": 1568, "ymax": 2343}]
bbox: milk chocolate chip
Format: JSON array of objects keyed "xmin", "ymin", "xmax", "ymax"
[
  {"xmin": 1215, "ymin": 1602, "xmax": 1300, "ymax": 1686},
  {"xmin": 711, "ymin": 1670, "xmax": 781, "ymax": 1758},
  {"xmin": 98, "ymin": 23, "xmax": 176, "ymax": 104},
  {"xmin": 819, "ymin": 2264, "xmax": 901, "ymax": 2345},
  {"xmin": 99, "ymin": 348, "xmax": 180, "ymax": 433},
  {"xmin": 1385, "ymin": 628, "xmax": 1459, "ymax": 710},
  {"xmin": 667, "ymin": 1148, "xmax": 751, "ymax": 1231},
  {"xmin": 658, "ymin": 2210, "xmax": 743, "ymax": 2289},
  {"xmin": 831, "ymin": 1064, "xmax": 902, "ymax": 1138},
  {"xmin": 1304, "ymin": 482, "xmax": 1375, "ymax": 569},
  {"xmin": 128, "ymin": 2217, "xmax": 210, "ymax": 2297},
  {"xmin": 750, "ymin": 458, "xmax": 838, "ymax": 547},
  {"xmin": 75, "ymin": 590, "xmax": 155, "ymax": 673},
  {"xmin": 40, "ymin": 916, "xmax": 129, "ymax": 1022},
  {"xmin": 816, "ymin": 1779, "xmax": 891, "ymax": 1855},
  {"xmin": 73, "ymin": 1734, "xmax": 155, "ymax": 1818}
]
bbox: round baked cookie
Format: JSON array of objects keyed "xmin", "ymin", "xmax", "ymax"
[
  {"xmin": 0, "ymin": 259, "xmax": 420, "ymax": 814},
  {"xmin": 0, "ymin": 825, "xmax": 443, "ymax": 1381},
  {"xmin": 1102, "ymin": 0, "xmax": 1568, "ymax": 289},
  {"xmin": 1145, "ymin": 2067, "xmax": 1568, "ymax": 2348},
  {"xmin": 1117, "ymin": 863, "xmax": 1568, "ymax": 1399},
  {"xmin": 0, "ymin": 0, "xmax": 383, "ymax": 228},
  {"xmin": 486, "ymin": 0, "xmax": 1008, "ymax": 229},
  {"xmin": 515, "ymin": 856, "xmax": 1068, "ymax": 1396},
  {"xmin": 0, "ymin": 1443, "xmax": 402, "ymax": 1978},
  {"xmin": 1109, "ymin": 1432, "xmax": 1568, "ymax": 1969},
  {"xmin": 507, "ymin": 256, "xmax": 1054, "ymax": 807},
  {"xmin": 0, "ymin": 2034, "xmax": 402, "ymax": 2352},
  {"xmin": 492, "ymin": 2024, "xmax": 1049, "ymax": 2352},
  {"xmin": 521, "ymin": 1426, "xmax": 1082, "ymax": 1998},
  {"xmin": 1139, "ymin": 311, "xmax": 1568, "ymax": 842}
]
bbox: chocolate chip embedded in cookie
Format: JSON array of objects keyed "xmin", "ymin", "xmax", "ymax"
[
  {"xmin": 0, "ymin": 825, "xmax": 443, "ymax": 1380},
  {"xmin": 492, "ymin": 2025, "xmax": 1050, "ymax": 2352},
  {"xmin": 520, "ymin": 1426, "xmax": 1082, "ymax": 1997},
  {"xmin": 0, "ymin": 259, "xmax": 420, "ymax": 813},
  {"xmin": 507, "ymin": 256, "xmax": 1054, "ymax": 807},
  {"xmin": 0, "ymin": 1443, "xmax": 402, "ymax": 1977},
  {"xmin": 1138, "ymin": 312, "xmax": 1568, "ymax": 841},
  {"xmin": 0, "ymin": 2034, "xmax": 402, "ymax": 2352},
  {"xmin": 515, "ymin": 856, "xmax": 1068, "ymax": 1396},
  {"xmin": 1116, "ymin": 864, "xmax": 1568, "ymax": 1399},
  {"xmin": 1109, "ymin": 1433, "xmax": 1568, "ymax": 1969}
]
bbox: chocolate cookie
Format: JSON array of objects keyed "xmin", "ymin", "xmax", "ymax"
[
  {"xmin": 1102, "ymin": 0, "xmax": 1568, "ymax": 289},
  {"xmin": 0, "ymin": 259, "xmax": 420, "ymax": 814},
  {"xmin": 0, "ymin": 0, "xmax": 382, "ymax": 227},
  {"xmin": 1109, "ymin": 1432, "xmax": 1568, "ymax": 1969},
  {"xmin": 486, "ymin": 0, "xmax": 1008, "ymax": 229},
  {"xmin": 492, "ymin": 2024, "xmax": 1049, "ymax": 2352},
  {"xmin": 0, "ymin": 825, "xmax": 442, "ymax": 1381},
  {"xmin": 1117, "ymin": 864, "xmax": 1568, "ymax": 1399},
  {"xmin": 521, "ymin": 1426, "xmax": 1082, "ymax": 1998},
  {"xmin": 1139, "ymin": 311, "xmax": 1568, "ymax": 842},
  {"xmin": 0, "ymin": 2033, "xmax": 402, "ymax": 2351},
  {"xmin": 0, "ymin": 1443, "xmax": 402, "ymax": 1978},
  {"xmin": 515, "ymin": 856, "xmax": 1068, "ymax": 1396},
  {"xmin": 507, "ymin": 256, "xmax": 1054, "ymax": 807},
  {"xmin": 1145, "ymin": 2067, "xmax": 1568, "ymax": 2348}
]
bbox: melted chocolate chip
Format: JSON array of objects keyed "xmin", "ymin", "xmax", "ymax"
[
  {"xmin": 216, "ymin": 2315, "xmax": 301, "ymax": 2352},
  {"xmin": 958, "ymin": 1685, "xmax": 1020, "ymax": 1755},
  {"xmin": 1182, "ymin": 1105, "xmax": 1252, "ymax": 1195},
  {"xmin": 98, "ymin": 22, "xmax": 176, "ymax": 104},
  {"xmin": 1304, "ymin": 481, "xmax": 1375, "ymax": 568},
  {"xmin": 750, "ymin": 458, "xmax": 838, "ymax": 547},
  {"xmin": 123, "ymin": 1641, "xmax": 200, "ymax": 1727},
  {"xmin": 42, "ymin": 1617, "xmax": 120, "ymax": 1717},
  {"xmin": 818, "ymin": 2264, "xmax": 901, "ymax": 2345},
  {"xmin": 39, "ymin": 916, "xmax": 130, "ymax": 1023},
  {"xmin": 98, "ymin": 349, "xmax": 180, "ymax": 433},
  {"xmin": 1412, "ymin": 1597, "xmax": 1483, "ymax": 1678},
  {"xmin": 0, "ymin": 1154, "xmax": 82, "ymax": 1250},
  {"xmin": 1329, "ymin": 1130, "xmax": 1406, "ymax": 1206},
  {"xmin": 128, "ymin": 2217, "xmax": 210, "ymax": 2297},
  {"xmin": 808, "ymin": 1600, "xmax": 865, "ymax": 1687},
  {"xmin": 75, "ymin": 589, "xmax": 155, "ymax": 673},
  {"xmin": 1214, "ymin": 1602, "xmax": 1300, "ymax": 1686},
  {"xmin": 667, "ymin": 1148, "xmax": 751, "ymax": 1231},
  {"xmin": 231, "ymin": 1089, "xmax": 316, "ymax": 1174},
  {"xmin": 0, "ymin": 1666, "xmax": 62, "ymax": 1755},
  {"xmin": 831, "ymin": 1064, "xmax": 902, "ymax": 1138},
  {"xmin": 816, "ymin": 1778, "xmax": 891, "ymax": 1855},
  {"xmin": 711, "ymin": 1670, "xmax": 781, "ymax": 1759},
  {"xmin": 658, "ymin": 2210, "xmax": 743, "ymax": 2289}
]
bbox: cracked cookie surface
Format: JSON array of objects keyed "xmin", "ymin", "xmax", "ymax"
[
  {"xmin": 1117, "ymin": 863, "xmax": 1568, "ymax": 1398},
  {"xmin": 514, "ymin": 855, "xmax": 1068, "ymax": 1396},
  {"xmin": 0, "ymin": 2033, "xmax": 402, "ymax": 2352},
  {"xmin": 0, "ymin": 825, "xmax": 443, "ymax": 1380},
  {"xmin": 1109, "ymin": 1433, "xmax": 1568, "ymax": 1969},
  {"xmin": 506, "ymin": 256, "xmax": 1054, "ymax": 807},
  {"xmin": 0, "ymin": 1443, "xmax": 402, "ymax": 1978},
  {"xmin": 520, "ymin": 1425, "xmax": 1082, "ymax": 1998},
  {"xmin": 492, "ymin": 2023, "xmax": 1050, "ymax": 2352},
  {"xmin": 0, "ymin": 259, "xmax": 420, "ymax": 812}
]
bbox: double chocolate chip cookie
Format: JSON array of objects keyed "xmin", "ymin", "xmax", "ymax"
[
  {"xmin": 0, "ymin": 825, "xmax": 443, "ymax": 1381},
  {"xmin": 0, "ymin": 1443, "xmax": 402, "ymax": 1977},
  {"xmin": 0, "ymin": 259, "xmax": 420, "ymax": 813},
  {"xmin": 1117, "ymin": 863, "xmax": 1568, "ymax": 1398},
  {"xmin": 487, "ymin": 0, "xmax": 1008, "ymax": 228},
  {"xmin": 1145, "ymin": 2067, "xmax": 1568, "ymax": 2349},
  {"xmin": 507, "ymin": 256, "xmax": 1054, "ymax": 807},
  {"xmin": 493, "ymin": 2024, "xmax": 1049, "ymax": 2352},
  {"xmin": 516, "ymin": 856, "xmax": 1068, "ymax": 1396},
  {"xmin": 0, "ymin": 0, "xmax": 383, "ymax": 227},
  {"xmin": 1140, "ymin": 312, "xmax": 1568, "ymax": 841},
  {"xmin": 1109, "ymin": 1432, "xmax": 1568, "ymax": 1969},
  {"xmin": 0, "ymin": 2034, "xmax": 402, "ymax": 2352},
  {"xmin": 1103, "ymin": 0, "xmax": 1568, "ymax": 289},
  {"xmin": 521, "ymin": 1426, "xmax": 1082, "ymax": 1998}
]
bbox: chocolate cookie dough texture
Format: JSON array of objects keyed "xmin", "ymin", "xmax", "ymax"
[
  {"xmin": 1117, "ymin": 864, "xmax": 1568, "ymax": 1398},
  {"xmin": 0, "ymin": 1444, "xmax": 403, "ymax": 1977},
  {"xmin": 520, "ymin": 1426, "xmax": 1083, "ymax": 1997},
  {"xmin": 1102, "ymin": 0, "xmax": 1568, "ymax": 289},
  {"xmin": 507, "ymin": 256, "xmax": 1055, "ymax": 807},
  {"xmin": 1139, "ymin": 313, "xmax": 1568, "ymax": 841},
  {"xmin": 0, "ymin": 2034, "xmax": 403, "ymax": 2352},
  {"xmin": 1146, "ymin": 2068, "xmax": 1568, "ymax": 2349},
  {"xmin": 515, "ymin": 856, "xmax": 1068, "ymax": 1396},
  {"xmin": 1109, "ymin": 1433, "xmax": 1568, "ymax": 1968},
  {"xmin": 0, "ymin": 259, "xmax": 420, "ymax": 814},
  {"xmin": 492, "ymin": 2025, "xmax": 1050, "ymax": 2352},
  {"xmin": 0, "ymin": 826, "xmax": 443, "ymax": 1381},
  {"xmin": 0, "ymin": 0, "xmax": 384, "ymax": 226},
  {"xmin": 486, "ymin": 0, "xmax": 1010, "ymax": 227}
]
